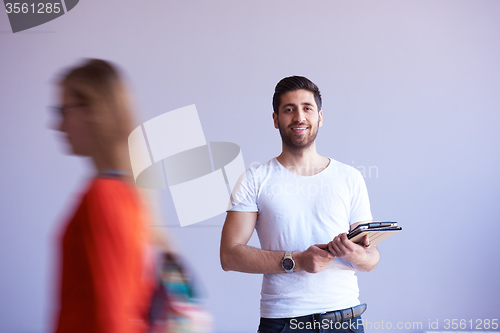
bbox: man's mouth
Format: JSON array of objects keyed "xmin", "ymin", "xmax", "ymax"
[{"xmin": 290, "ymin": 126, "xmax": 308, "ymax": 133}]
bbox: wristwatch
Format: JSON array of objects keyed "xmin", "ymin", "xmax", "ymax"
[{"xmin": 281, "ymin": 252, "xmax": 295, "ymax": 273}]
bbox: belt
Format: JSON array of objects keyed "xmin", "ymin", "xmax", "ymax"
[{"xmin": 314, "ymin": 303, "xmax": 367, "ymax": 322}]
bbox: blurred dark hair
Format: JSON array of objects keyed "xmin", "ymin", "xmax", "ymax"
[{"xmin": 272, "ymin": 76, "xmax": 322, "ymax": 114}]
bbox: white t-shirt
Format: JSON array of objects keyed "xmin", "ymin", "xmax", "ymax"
[{"xmin": 228, "ymin": 158, "xmax": 372, "ymax": 318}]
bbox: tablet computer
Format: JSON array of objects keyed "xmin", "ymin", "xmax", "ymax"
[{"xmin": 348, "ymin": 221, "xmax": 402, "ymax": 246}]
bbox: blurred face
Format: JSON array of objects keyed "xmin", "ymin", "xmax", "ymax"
[
  {"xmin": 273, "ymin": 89, "xmax": 323, "ymax": 151},
  {"xmin": 54, "ymin": 85, "xmax": 94, "ymax": 156}
]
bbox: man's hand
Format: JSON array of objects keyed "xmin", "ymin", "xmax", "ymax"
[
  {"xmin": 328, "ymin": 233, "xmax": 367, "ymax": 264},
  {"xmin": 221, "ymin": 212, "xmax": 340, "ymax": 274},
  {"xmin": 294, "ymin": 244, "xmax": 335, "ymax": 273},
  {"xmin": 328, "ymin": 233, "xmax": 379, "ymax": 271}
]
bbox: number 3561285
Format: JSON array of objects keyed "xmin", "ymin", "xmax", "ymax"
[
  {"xmin": 444, "ymin": 319, "xmax": 498, "ymax": 330},
  {"xmin": 5, "ymin": 3, "xmax": 61, "ymax": 14}
]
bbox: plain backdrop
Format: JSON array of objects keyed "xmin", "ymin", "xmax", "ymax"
[{"xmin": 1, "ymin": 1, "xmax": 499, "ymax": 332}]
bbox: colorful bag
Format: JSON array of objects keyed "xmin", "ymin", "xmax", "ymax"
[{"xmin": 148, "ymin": 252, "xmax": 213, "ymax": 333}]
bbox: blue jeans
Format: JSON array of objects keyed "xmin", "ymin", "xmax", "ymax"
[{"xmin": 258, "ymin": 315, "xmax": 364, "ymax": 333}]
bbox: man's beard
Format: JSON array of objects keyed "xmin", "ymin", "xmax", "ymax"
[{"xmin": 277, "ymin": 120, "xmax": 319, "ymax": 152}]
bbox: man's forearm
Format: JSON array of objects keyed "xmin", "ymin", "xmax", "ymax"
[
  {"xmin": 220, "ymin": 244, "xmax": 286, "ymax": 274},
  {"xmin": 220, "ymin": 212, "xmax": 334, "ymax": 274},
  {"xmin": 350, "ymin": 246, "xmax": 380, "ymax": 272},
  {"xmin": 220, "ymin": 243, "xmax": 334, "ymax": 274}
]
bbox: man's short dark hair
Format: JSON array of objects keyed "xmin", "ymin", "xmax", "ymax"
[{"xmin": 272, "ymin": 76, "xmax": 322, "ymax": 114}]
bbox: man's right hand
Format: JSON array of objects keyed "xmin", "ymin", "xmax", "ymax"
[
  {"xmin": 294, "ymin": 244, "xmax": 335, "ymax": 273},
  {"xmin": 221, "ymin": 212, "xmax": 336, "ymax": 274}
]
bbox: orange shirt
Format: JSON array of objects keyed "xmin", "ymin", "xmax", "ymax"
[{"xmin": 55, "ymin": 178, "xmax": 154, "ymax": 333}]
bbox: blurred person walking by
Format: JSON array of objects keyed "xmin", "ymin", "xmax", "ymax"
[{"xmin": 51, "ymin": 59, "xmax": 156, "ymax": 333}]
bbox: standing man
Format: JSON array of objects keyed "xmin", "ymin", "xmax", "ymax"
[{"xmin": 220, "ymin": 76, "xmax": 380, "ymax": 333}]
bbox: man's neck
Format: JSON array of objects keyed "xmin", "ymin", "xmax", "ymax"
[{"xmin": 276, "ymin": 144, "xmax": 330, "ymax": 176}]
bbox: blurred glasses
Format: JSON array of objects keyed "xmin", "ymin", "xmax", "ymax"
[{"xmin": 50, "ymin": 104, "xmax": 87, "ymax": 117}]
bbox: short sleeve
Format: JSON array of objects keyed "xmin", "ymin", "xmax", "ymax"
[
  {"xmin": 349, "ymin": 170, "xmax": 373, "ymax": 225},
  {"xmin": 227, "ymin": 168, "xmax": 258, "ymax": 212}
]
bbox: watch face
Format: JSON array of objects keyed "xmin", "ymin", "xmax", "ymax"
[{"xmin": 282, "ymin": 258, "xmax": 294, "ymax": 271}]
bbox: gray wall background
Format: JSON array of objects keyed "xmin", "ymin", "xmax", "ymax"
[{"xmin": 1, "ymin": 1, "xmax": 499, "ymax": 332}]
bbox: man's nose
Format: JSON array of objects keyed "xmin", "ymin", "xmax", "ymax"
[{"xmin": 292, "ymin": 110, "xmax": 306, "ymax": 123}]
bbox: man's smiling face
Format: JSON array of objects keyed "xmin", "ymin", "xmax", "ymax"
[{"xmin": 273, "ymin": 89, "xmax": 323, "ymax": 151}]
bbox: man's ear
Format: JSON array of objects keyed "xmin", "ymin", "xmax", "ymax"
[
  {"xmin": 318, "ymin": 109, "xmax": 323, "ymax": 127},
  {"xmin": 273, "ymin": 112, "xmax": 279, "ymax": 129}
]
